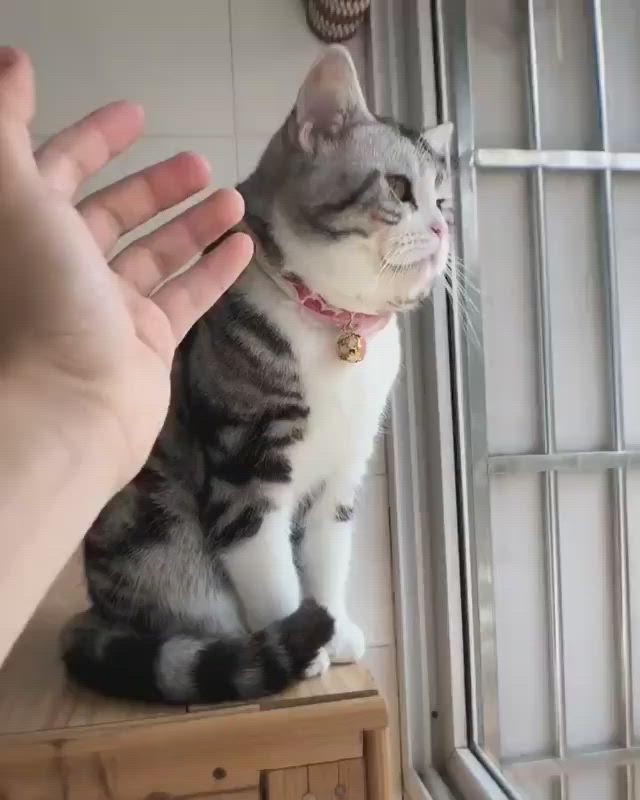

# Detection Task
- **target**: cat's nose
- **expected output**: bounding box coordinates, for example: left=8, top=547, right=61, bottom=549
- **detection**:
left=430, top=222, right=445, bottom=239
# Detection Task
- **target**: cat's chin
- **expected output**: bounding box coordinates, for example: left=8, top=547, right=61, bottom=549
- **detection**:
left=334, top=272, right=437, bottom=315
left=375, top=262, right=443, bottom=308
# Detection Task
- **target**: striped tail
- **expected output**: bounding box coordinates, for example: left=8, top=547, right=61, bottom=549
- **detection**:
left=62, top=600, right=333, bottom=704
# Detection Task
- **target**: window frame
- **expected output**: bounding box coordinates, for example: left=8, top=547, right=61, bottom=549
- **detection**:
left=369, top=1, right=640, bottom=798
left=366, top=2, right=518, bottom=798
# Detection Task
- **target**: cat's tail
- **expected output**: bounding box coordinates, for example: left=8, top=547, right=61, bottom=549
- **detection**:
left=61, top=600, right=333, bottom=704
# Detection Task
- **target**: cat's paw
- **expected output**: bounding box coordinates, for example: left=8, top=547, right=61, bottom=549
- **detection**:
left=304, top=646, right=331, bottom=679
left=327, top=618, right=366, bottom=664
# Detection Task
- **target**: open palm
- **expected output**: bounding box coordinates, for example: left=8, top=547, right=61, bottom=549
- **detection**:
left=0, top=49, right=253, bottom=488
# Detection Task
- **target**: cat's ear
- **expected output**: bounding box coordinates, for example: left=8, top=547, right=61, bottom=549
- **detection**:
left=293, top=45, right=372, bottom=153
left=420, top=122, right=454, bottom=156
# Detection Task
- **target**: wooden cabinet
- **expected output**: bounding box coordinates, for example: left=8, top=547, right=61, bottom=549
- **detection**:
left=267, top=759, right=366, bottom=800
left=0, top=560, right=391, bottom=800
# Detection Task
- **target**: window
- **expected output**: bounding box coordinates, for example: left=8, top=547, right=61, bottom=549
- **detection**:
left=368, top=1, right=640, bottom=798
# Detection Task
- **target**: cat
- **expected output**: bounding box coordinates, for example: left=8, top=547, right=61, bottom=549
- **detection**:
left=62, top=45, right=453, bottom=704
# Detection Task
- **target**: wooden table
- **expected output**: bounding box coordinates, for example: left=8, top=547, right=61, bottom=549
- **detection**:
left=0, top=557, right=392, bottom=800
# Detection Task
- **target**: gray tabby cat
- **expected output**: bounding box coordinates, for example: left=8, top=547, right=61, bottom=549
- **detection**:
left=62, top=46, right=453, bottom=703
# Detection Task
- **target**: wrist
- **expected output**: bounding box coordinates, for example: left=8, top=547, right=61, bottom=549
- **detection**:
left=0, top=377, right=124, bottom=663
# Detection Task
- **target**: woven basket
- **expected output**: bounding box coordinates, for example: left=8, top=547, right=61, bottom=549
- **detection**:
left=306, top=0, right=371, bottom=43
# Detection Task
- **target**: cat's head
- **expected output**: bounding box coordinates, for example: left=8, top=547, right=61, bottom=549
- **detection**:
left=240, top=45, right=453, bottom=315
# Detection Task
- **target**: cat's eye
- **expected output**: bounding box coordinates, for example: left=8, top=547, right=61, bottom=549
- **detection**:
left=436, top=198, right=445, bottom=210
left=386, top=174, right=414, bottom=205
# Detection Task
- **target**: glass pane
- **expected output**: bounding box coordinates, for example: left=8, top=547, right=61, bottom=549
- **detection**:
left=468, top=0, right=528, bottom=148
left=602, top=0, right=640, bottom=151
left=446, top=0, right=640, bottom=796
left=491, top=474, right=552, bottom=758
left=569, top=769, right=621, bottom=800
left=478, top=172, right=540, bottom=455
left=545, top=173, right=610, bottom=451
left=506, top=775, right=554, bottom=800
left=613, top=175, right=640, bottom=449
left=535, top=0, right=599, bottom=149
left=628, top=470, right=640, bottom=740
left=559, top=473, right=617, bottom=750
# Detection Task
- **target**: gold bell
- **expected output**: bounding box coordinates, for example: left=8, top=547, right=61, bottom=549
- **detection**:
left=336, top=329, right=366, bottom=363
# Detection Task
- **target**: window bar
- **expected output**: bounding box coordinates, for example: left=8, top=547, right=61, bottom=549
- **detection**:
left=524, top=4, right=568, bottom=800
left=590, top=3, right=634, bottom=798
left=489, top=450, right=640, bottom=475
left=474, top=149, right=640, bottom=172
left=446, top=0, right=502, bottom=763
left=504, top=744, right=640, bottom=780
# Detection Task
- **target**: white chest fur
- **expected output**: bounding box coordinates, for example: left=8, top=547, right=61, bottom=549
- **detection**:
left=240, top=268, right=401, bottom=493
left=291, top=319, right=399, bottom=492
left=221, top=267, right=400, bottom=650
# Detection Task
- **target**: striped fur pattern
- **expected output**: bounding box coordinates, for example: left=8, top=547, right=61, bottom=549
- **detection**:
left=63, top=46, right=453, bottom=704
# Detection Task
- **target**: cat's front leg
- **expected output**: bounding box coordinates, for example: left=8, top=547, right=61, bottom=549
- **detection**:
left=299, top=480, right=365, bottom=664
left=222, top=502, right=300, bottom=631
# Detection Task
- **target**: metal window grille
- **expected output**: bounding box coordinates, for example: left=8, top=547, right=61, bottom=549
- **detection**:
left=440, top=0, right=640, bottom=798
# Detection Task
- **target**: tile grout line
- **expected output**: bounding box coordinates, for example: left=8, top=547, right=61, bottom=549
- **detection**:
left=227, top=0, right=241, bottom=182
left=32, top=132, right=238, bottom=141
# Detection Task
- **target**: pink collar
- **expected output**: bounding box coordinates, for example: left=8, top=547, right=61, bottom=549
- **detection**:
left=282, top=272, right=391, bottom=337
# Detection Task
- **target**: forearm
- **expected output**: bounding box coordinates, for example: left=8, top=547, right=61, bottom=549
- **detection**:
left=0, top=390, right=117, bottom=665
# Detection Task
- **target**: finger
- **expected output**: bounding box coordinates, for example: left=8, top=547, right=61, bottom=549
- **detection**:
left=0, top=48, right=38, bottom=190
left=111, top=187, right=244, bottom=294
left=78, top=150, right=210, bottom=254
left=0, top=47, right=34, bottom=125
left=34, top=100, right=144, bottom=198
left=153, top=232, right=254, bottom=343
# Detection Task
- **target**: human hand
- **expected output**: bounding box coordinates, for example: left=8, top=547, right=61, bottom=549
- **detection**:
left=0, top=48, right=253, bottom=491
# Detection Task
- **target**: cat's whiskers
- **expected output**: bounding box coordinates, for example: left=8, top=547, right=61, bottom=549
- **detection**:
left=446, top=272, right=481, bottom=318
left=379, top=243, right=414, bottom=277
left=447, top=253, right=482, bottom=300
left=442, top=271, right=481, bottom=349
left=445, top=253, right=482, bottom=312
left=381, top=232, right=431, bottom=275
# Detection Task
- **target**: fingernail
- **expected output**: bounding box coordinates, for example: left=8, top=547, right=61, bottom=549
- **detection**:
left=129, top=101, right=145, bottom=121
left=0, top=47, right=18, bottom=69
left=180, top=150, right=211, bottom=181
left=185, top=150, right=210, bottom=169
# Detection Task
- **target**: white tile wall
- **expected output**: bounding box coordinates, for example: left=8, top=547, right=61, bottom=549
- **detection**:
left=12, top=0, right=399, bottom=771
left=14, top=0, right=235, bottom=137
left=237, top=135, right=271, bottom=180
left=350, top=476, right=394, bottom=647
left=230, top=0, right=325, bottom=137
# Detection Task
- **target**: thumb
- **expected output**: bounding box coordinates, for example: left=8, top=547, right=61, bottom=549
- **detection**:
left=0, top=48, right=39, bottom=191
